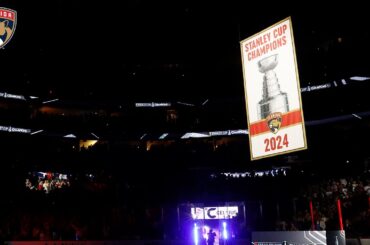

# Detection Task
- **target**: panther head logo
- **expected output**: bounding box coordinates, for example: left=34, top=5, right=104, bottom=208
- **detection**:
left=266, top=112, right=282, bottom=134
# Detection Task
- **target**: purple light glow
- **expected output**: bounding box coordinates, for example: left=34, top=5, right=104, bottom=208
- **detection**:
left=223, top=222, right=228, bottom=240
left=193, top=223, right=198, bottom=245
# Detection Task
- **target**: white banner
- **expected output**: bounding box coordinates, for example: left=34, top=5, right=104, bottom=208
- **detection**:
left=240, top=17, right=307, bottom=160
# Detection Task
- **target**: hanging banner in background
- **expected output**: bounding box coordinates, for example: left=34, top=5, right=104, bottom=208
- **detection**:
left=0, top=7, right=17, bottom=48
left=240, top=17, right=307, bottom=160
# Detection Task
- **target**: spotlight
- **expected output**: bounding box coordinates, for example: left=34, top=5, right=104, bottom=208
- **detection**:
left=193, top=223, right=198, bottom=245
left=223, top=222, right=228, bottom=240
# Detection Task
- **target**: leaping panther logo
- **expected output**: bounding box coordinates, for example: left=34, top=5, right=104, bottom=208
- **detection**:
left=0, top=7, right=17, bottom=49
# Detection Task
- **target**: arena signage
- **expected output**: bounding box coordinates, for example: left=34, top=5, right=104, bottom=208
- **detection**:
left=191, top=206, right=239, bottom=220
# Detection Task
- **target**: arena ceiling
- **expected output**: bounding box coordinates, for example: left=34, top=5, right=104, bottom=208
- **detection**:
left=0, top=1, right=370, bottom=168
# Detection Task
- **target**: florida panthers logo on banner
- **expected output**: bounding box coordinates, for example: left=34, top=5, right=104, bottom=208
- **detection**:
left=0, top=7, right=17, bottom=49
left=266, top=112, right=282, bottom=134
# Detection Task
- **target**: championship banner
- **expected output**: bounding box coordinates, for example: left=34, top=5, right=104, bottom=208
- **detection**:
left=240, top=17, right=307, bottom=160
left=0, top=7, right=17, bottom=48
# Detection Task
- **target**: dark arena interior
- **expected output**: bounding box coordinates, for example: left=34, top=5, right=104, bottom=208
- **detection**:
left=0, top=1, right=369, bottom=244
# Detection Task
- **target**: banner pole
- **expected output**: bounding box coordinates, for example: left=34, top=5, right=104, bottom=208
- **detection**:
left=337, top=199, right=344, bottom=230
left=309, top=200, right=315, bottom=230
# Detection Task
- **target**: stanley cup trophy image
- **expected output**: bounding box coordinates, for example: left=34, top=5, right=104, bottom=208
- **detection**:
left=257, top=54, right=289, bottom=120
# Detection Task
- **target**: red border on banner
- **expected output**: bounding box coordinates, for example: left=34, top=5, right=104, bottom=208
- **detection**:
left=249, top=110, right=302, bottom=136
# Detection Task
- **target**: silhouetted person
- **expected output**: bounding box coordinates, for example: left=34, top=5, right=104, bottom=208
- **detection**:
left=207, top=228, right=216, bottom=245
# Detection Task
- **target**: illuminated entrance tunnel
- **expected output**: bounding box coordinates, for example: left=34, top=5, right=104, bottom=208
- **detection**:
left=178, top=202, right=246, bottom=245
